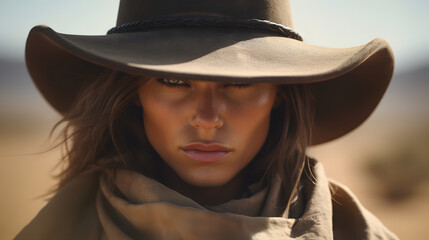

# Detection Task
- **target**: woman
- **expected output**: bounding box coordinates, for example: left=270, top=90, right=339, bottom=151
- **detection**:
left=17, top=0, right=398, bottom=239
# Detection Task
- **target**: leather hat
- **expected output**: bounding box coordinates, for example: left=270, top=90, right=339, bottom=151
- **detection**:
left=25, top=0, right=394, bottom=145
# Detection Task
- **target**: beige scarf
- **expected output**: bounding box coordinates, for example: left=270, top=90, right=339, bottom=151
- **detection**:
left=16, top=160, right=398, bottom=240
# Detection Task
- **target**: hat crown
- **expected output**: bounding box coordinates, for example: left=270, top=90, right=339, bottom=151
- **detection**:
left=116, top=0, right=294, bottom=28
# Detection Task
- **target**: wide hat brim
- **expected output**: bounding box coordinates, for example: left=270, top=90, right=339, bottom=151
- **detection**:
left=26, top=25, right=394, bottom=145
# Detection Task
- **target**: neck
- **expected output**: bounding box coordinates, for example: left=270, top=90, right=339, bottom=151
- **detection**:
left=161, top=165, right=247, bottom=206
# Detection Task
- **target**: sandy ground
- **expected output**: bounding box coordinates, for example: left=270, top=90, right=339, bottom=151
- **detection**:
left=308, top=118, right=429, bottom=240
left=1, top=112, right=428, bottom=239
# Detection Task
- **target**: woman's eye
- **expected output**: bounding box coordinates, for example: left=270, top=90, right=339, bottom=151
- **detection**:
left=157, top=78, right=188, bottom=88
left=224, top=83, right=254, bottom=89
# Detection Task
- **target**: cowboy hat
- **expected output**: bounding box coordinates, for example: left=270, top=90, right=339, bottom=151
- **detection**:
left=25, top=0, right=394, bottom=145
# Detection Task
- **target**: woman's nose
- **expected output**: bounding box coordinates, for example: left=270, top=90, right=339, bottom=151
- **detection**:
left=190, top=90, right=224, bottom=130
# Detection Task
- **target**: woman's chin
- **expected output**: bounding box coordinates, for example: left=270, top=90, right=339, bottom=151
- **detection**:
left=178, top=171, right=234, bottom=188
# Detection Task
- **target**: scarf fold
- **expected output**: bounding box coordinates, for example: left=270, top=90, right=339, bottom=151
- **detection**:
left=15, top=160, right=398, bottom=240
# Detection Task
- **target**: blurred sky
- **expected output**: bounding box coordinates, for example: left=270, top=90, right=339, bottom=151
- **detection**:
left=1, top=0, right=429, bottom=71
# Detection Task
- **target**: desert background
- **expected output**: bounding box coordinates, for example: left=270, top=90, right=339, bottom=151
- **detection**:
left=1, top=0, right=428, bottom=239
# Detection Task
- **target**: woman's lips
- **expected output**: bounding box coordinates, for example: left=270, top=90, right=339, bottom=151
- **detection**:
left=180, top=143, right=232, bottom=163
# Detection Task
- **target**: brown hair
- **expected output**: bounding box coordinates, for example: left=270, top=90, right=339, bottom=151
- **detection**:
left=53, top=69, right=314, bottom=205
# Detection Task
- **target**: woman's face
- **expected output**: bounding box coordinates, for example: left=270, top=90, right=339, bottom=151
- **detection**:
left=138, top=78, right=277, bottom=187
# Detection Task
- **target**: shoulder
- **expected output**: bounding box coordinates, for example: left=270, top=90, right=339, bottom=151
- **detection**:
left=15, top=172, right=101, bottom=240
left=329, top=179, right=399, bottom=240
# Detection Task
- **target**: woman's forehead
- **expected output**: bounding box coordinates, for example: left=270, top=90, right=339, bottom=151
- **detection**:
left=142, top=76, right=280, bottom=84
